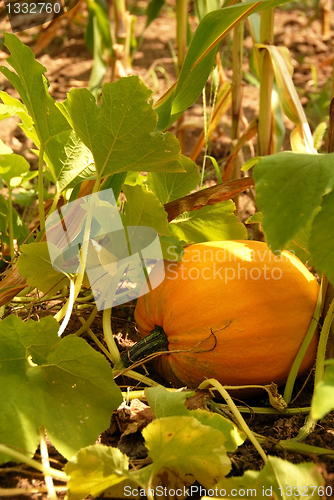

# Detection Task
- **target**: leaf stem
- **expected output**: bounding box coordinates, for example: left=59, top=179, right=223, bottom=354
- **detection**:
left=54, top=188, right=97, bottom=326
left=38, top=144, right=45, bottom=233
left=283, top=281, right=323, bottom=404
left=80, top=318, right=115, bottom=362
left=116, top=368, right=159, bottom=387
left=255, top=433, right=334, bottom=459
left=103, top=307, right=121, bottom=365
left=47, top=191, right=61, bottom=217
left=39, top=426, right=57, bottom=500
left=7, top=184, right=15, bottom=261
left=314, top=297, right=334, bottom=385
left=215, top=403, right=311, bottom=415
left=0, top=445, right=68, bottom=481
left=291, top=298, right=334, bottom=442
left=56, top=277, right=75, bottom=335
left=199, top=379, right=268, bottom=463
left=74, top=306, right=98, bottom=336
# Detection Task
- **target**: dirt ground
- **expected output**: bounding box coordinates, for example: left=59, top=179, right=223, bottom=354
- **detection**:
left=1, top=1, right=334, bottom=499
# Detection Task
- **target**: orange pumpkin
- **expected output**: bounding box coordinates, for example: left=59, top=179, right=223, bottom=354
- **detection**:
left=132, top=240, right=319, bottom=390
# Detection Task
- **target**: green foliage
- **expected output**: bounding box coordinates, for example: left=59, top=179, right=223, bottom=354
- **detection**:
left=0, top=193, right=30, bottom=247
left=0, top=315, right=122, bottom=463
left=154, top=0, right=291, bottom=130
left=143, top=416, right=231, bottom=488
left=253, top=151, right=334, bottom=282
left=65, top=445, right=136, bottom=500
left=0, top=152, right=29, bottom=187
left=309, top=189, right=334, bottom=282
left=145, top=385, right=246, bottom=452
left=122, top=184, right=170, bottom=236
left=147, top=156, right=200, bottom=204
left=85, top=0, right=113, bottom=96
left=65, top=387, right=245, bottom=499
left=169, top=200, right=247, bottom=242
left=216, top=456, right=324, bottom=499
left=311, top=360, right=334, bottom=420
left=0, top=1, right=333, bottom=494
left=57, top=76, right=187, bottom=179
left=17, top=242, right=70, bottom=293
left=0, top=34, right=73, bottom=183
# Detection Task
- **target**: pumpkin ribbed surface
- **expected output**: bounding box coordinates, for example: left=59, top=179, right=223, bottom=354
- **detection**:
left=134, top=240, right=319, bottom=389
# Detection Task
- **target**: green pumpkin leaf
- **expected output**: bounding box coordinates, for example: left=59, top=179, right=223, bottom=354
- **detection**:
left=100, top=172, right=128, bottom=200
left=253, top=152, right=334, bottom=252
left=17, top=242, right=70, bottom=293
left=245, top=212, right=263, bottom=224
left=191, top=409, right=245, bottom=452
left=0, top=153, right=30, bottom=187
left=122, top=184, right=171, bottom=236
left=45, top=130, right=95, bottom=192
left=309, top=190, right=334, bottom=285
left=169, top=200, right=247, bottom=242
left=147, top=155, right=200, bottom=204
left=57, top=76, right=186, bottom=179
left=159, top=235, right=185, bottom=261
left=284, top=209, right=320, bottom=265
left=145, top=386, right=193, bottom=418
left=216, top=456, right=324, bottom=499
left=0, top=316, right=122, bottom=463
left=0, top=36, right=93, bottom=193
left=1, top=34, right=71, bottom=146
left=311, top=361, right=334, bottom=420
left=0, top=103, right=23, bottom=123
left=1, top=34, right=68, bottom=144
left=0, top=138, right=13, bottom=155
left=0, top=92, right=38, bottom=146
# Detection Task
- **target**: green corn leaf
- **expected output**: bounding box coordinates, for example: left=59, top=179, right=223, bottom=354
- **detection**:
left=154, top=0, right=292, bottom=130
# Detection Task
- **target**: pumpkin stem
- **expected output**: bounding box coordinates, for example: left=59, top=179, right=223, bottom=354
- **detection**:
left=121, top=326, right=169, bottom=368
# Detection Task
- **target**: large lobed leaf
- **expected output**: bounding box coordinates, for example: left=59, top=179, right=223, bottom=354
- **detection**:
left=0, top=315, right=122, bottom=463
left=143, top=415, right=231, bottom=489
left=57, top=76, right=187, bottom=179
left=0, top=36, right=90, bottom=192
left=253, top=151, right=334, bottom=283
left=65, top=386, right=245, bottom=499
left=145, top=385, right=245, bottom=452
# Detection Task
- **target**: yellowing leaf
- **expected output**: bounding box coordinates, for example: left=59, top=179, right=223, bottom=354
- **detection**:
left=143, top=416, right=231, bottom=489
